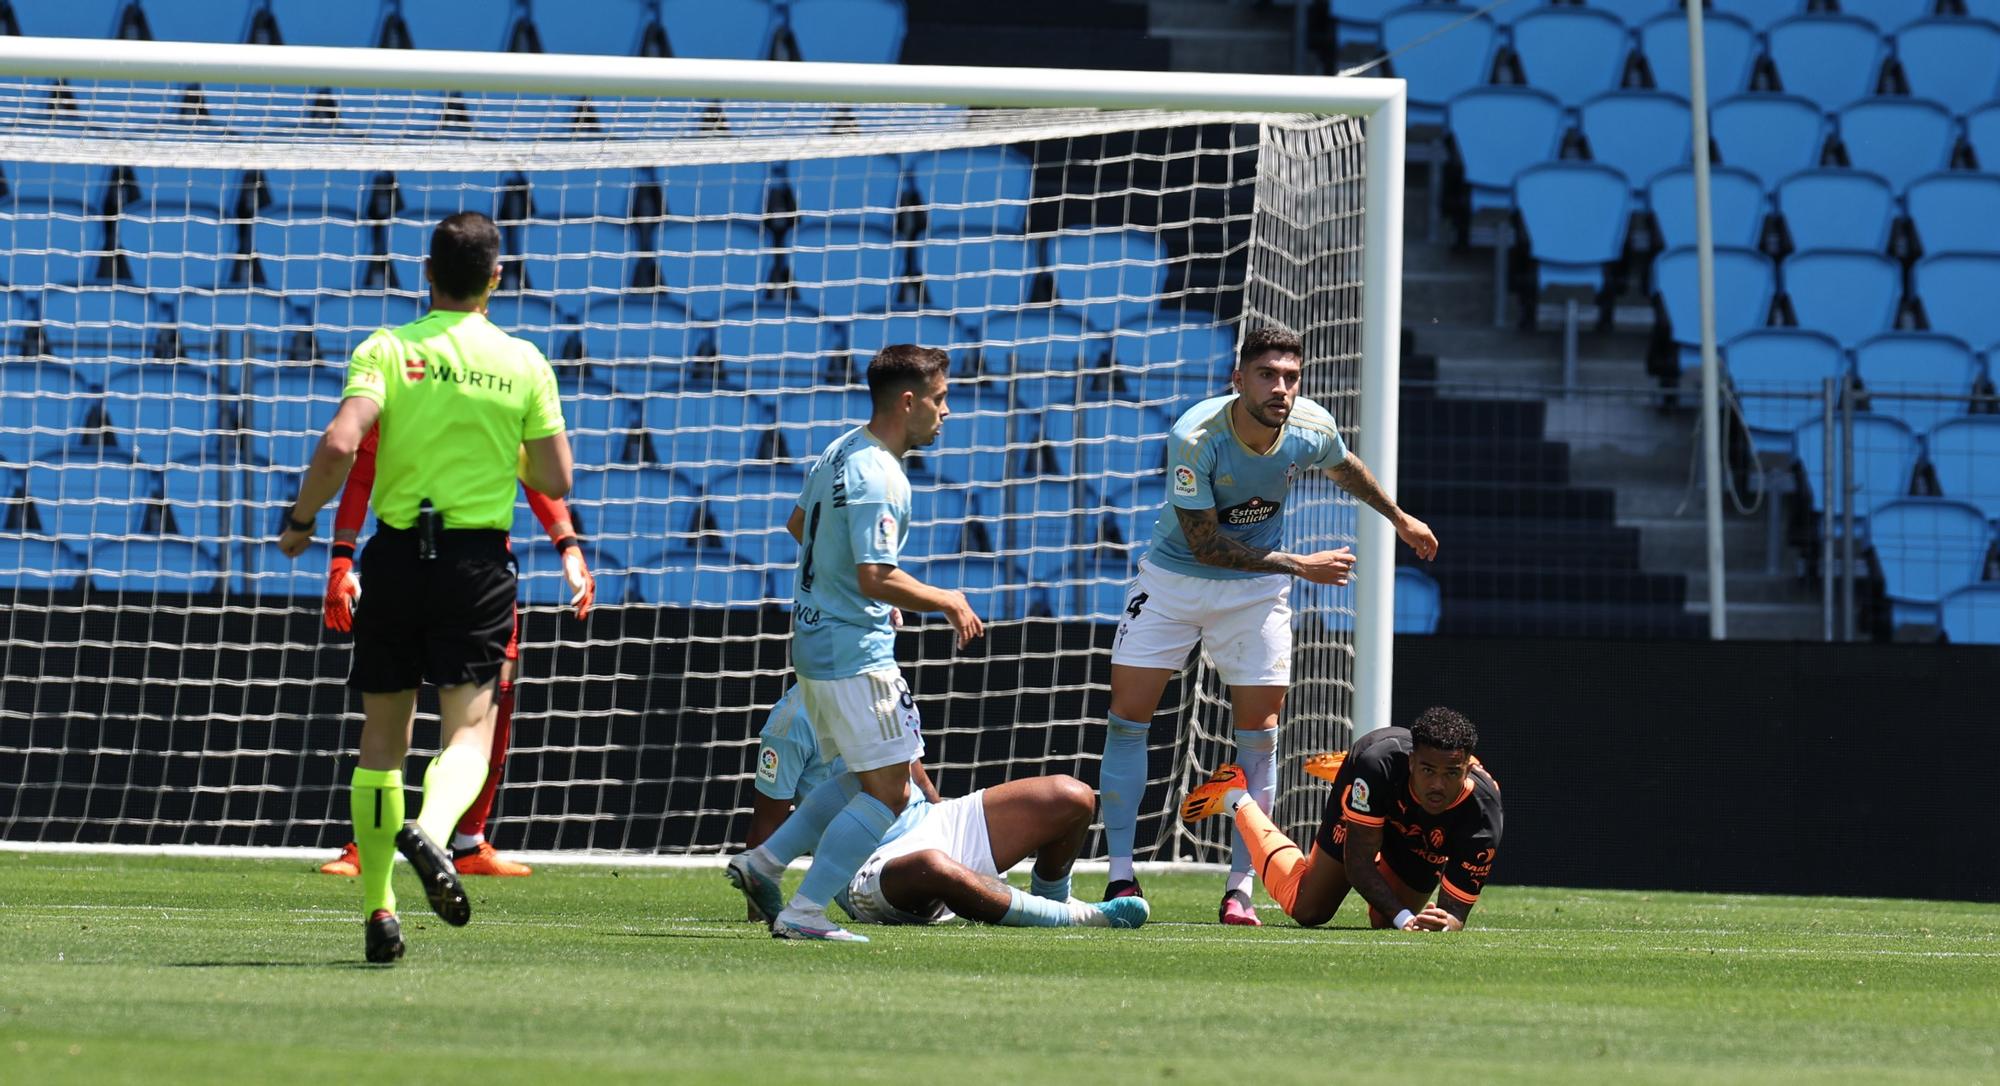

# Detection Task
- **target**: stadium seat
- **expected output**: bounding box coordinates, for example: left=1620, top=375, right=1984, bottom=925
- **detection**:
left=569, top=464, right=702, bottom=541
left=1515, top=162, right=1631, bottom=296
left=1965, top=102, right=2000, bottom=171
left=1326, top=0, right=1405, bottom=44
left=524, top=168, right=647, bottom=221
left=645, top=393, right=776, bottom=468
left=1836, top=0, right=1935, bottom=33
left=1075, top=403, right=1172, bottom=482
left=1109, top=319, right=1236, bottom=405
left=1869, top=498, right=1993, bottom=627
left=1649, top=165, right=1766, bottom=250
left=1794, top=413, right=1920, bottom=517
left=530, top=0, right=658, bottom=55
left=1725, top=329, right=1848, bottom=454
left=904, top=484, right=973, bottom=560
left=1926, top=417, right=2000, bottom=523
left=1381, top=4, right=1500, bottom=126
left=515, top=219, right=639, bottom=296
left=906, top=554, right=1023, bottom=620
left=491, top=293, right=587, bottom=361
left=786, top=155, right=905, bottom=235
left=172, top=292, right=304, bottom=361
left=577, top=291, right=699, bottom=368
left=906, top=146, right=1034, bottom=237
left=1068, top=549, right=1141, bottom=621
left=1853, top=332, right=1980, bottom=435
left=117, top=216, right=245, bottom=293
left=1094, top=474, right=1167, bottom=554
left=717, top=315, right=842, bottom=392
left=391, top=0, right=523, bottom=50
left=3, top=162, right=105, bottom=215
left=261, top=0, right=384, bottom=46
left=134, top=0, right=255, bottom=43
left=1915, top=253, right=2000, bottom=349
left=1893, top=19, right=2000, bottom=118
left=1640, top=12, right=1757, bottom=101
left=1940, top=582, right=2000, bottom=644
left=656, top=220, right=774, bottom=321
left=1654, top=246, right=1776, bottom=376
left=87, top=538, right=222, bottom=594
left=1711, top=0, right=1803, bottom=32
left=1579, top=91, right=1691, bottom=195
left=787, top=0, right=907, bottom=64
left=774, top=388, right=873, bottom=462
left=250, top=217, right=379, bottom=294
left=919, top=404, right=1019, bottom=485
left=1772, top=171, right=1898, bottom=263
left=1051, top=229, right=1170, bottom=331
left=626, top=548, right=771, bottom=607
left=1710, top=94, right=1827, bottom=191
left=1905, top=172, right=2000, bottom=258
left=1448, top=87, right=1566, bottom=216
left=662, top=162, right=773, bottom=223
left=1767, top=16, right=1887, bottom=113
left=1511, top=8, right=1631, bottom=110
left=100, top=366, right=227, bottom=464
left=1395, top=565, right=1442, bottom=634
left=157, top=463, right=233, bottom=543
left=978, top=307, right=1100, bottom=378
left=998, top=479, right=1089, bottom=582
left=658, top=0, right=779, bottom=59
left=915, top=235, right=1040, bottom=315
left=701, top=462, right=807, bottom=570
left=14, top=0, right=144, bottom=38
left=845, top=312, right=979, bottom=376
left=786, top=222, right=902, bottom=319
left=300, top=294, right=424, bottom=359
left=1838, top=98, right=1956, bottom=195
left=25, top=463, right=158, bottom=541
left=1584, top=0, right=1675, bottom=28
left=330, top=87, right=450, bottom=135
left=0, top=362, right=93, bottom=466
left=35, top=288, right=157, bottom=360
left=565, top=392, right=644, bottom=466
left=0, top=536, right=82, bottom=593
left=1782, top=249, right=1902, bottom=351
left=241, top=363, right=346, bottom=464
left=0, top=214, right=106, bottom=290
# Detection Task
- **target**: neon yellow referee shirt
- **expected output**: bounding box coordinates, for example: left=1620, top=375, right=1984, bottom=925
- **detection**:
left=341, top=310, right=566, bottom=531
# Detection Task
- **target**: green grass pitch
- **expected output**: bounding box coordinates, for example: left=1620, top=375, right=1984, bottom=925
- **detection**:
left=2, top=852, right=1996, bottom=1084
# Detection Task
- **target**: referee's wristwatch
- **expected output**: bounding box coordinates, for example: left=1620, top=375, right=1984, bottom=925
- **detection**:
left=285, top=510, right=315, bottom=534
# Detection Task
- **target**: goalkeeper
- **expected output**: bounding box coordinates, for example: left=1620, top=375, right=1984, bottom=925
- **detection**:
left=276, top=211, right=572, bottom=963
left=317, top=425, right=595, bottom=881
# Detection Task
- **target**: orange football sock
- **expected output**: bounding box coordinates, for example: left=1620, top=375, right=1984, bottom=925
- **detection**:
left=1233, top=799, right=1312, bottom=916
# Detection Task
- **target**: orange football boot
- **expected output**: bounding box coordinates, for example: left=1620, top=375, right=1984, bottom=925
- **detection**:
left=453, top=841, right=533, bottom=877
left=319, top=841, right=359, bottom=877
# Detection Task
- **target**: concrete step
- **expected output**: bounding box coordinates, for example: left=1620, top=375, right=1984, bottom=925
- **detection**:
left=1685, top=598, right=1830, bottom=641
left=1686, top=570, right=1823, bottom=607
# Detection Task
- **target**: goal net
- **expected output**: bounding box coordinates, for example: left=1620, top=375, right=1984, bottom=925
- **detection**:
left=0, top=40, right=1403, bottom=861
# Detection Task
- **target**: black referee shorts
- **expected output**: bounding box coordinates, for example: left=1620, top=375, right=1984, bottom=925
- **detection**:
left=350, top=525, right=515, bottom=694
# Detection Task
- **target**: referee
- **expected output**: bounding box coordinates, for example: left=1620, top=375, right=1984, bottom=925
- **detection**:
left=276, top=211, right=572, bottom=963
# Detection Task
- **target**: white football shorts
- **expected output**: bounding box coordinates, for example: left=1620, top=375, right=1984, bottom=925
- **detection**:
left=1109, top=558, right=1292, bottom=687
left=842, top=790, right=995, bottom=926
left=795, top=668, right=922, bottom=775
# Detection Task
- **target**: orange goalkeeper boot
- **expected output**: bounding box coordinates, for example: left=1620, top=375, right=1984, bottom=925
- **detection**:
left=319, top=841, right=360, bottom=877
left=453, top=841, right=533, bottom=877
left=1180, top=764, right=1248, bottom=822
left=1302, top=752, right=1348, bottom=783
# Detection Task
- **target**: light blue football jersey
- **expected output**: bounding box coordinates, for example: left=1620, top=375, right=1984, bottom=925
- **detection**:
left=1144, top=393, right=1349, bottom=581
left=791, top=426, right=912, bottom=680
left=753, top=683, right=932, bottom=827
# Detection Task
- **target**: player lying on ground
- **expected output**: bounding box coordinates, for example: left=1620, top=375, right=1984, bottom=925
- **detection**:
left=740, top=682, right=944, bottom=920
left=836, top=774, right=1149, bottom=930
left=1181, top=707, right=1501, bottom=931
left=319, top=429, right=595, bottom=879
left=1097, top=324, right=1438, bottom=926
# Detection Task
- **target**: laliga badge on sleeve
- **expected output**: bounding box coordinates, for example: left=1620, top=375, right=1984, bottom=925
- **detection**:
left=1350, top=778, right=1370, bottom=812
left=1173, top=465, right=1198, bottom=497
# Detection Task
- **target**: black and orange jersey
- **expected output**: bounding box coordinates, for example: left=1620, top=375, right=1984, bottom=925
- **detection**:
left=1311, top=726, right=1503, bottom=908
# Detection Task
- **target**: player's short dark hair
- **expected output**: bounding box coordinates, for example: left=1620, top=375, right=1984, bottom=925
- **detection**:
left=866, top=344, right=951, bottom=410
left=1409, top=706, right=1478, bottom=756
left=429, top=211, right=501, bottom=300
left=1237, top=325, right=1304, bottom=369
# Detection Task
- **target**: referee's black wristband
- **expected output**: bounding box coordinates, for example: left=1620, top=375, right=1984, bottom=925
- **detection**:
left=331, top=542, right=357, bottom=561
left=553, top=536, right=580, bottom=553
left=286, top=511, right=315, bottom=533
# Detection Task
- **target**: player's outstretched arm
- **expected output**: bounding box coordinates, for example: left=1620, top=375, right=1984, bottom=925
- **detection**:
left=1174, top=505, right=1354, bottom=585
left=854, top=563, right=984, bottom=648
left=1325, top=451, right=1438, bottom=560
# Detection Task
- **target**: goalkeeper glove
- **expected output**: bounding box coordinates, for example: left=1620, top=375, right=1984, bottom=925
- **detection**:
left=324, top=546, right=360, bottom=632
left=560, top=541, right=595, bottom=620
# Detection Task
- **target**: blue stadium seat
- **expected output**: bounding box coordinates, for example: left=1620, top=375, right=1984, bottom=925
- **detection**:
left=701, top=462, right=807, bottom=571
left=391, top=0, right=522, bottom=50
left=1869, top=498, right=1993, bottom=627
left=157, top=463, right=233, bottom=543
left=1895, top=19, right=2000, bottom=117
left=241, top=364, right=344, bottom=468
left=1584, top=0, right=1674, bottom=27
left=1775, top=169, right=1894, bottom=255
left=1051, top=229, right=1170, bottom=331
left=15, top=0, right=142, bottom=38
left=1515, top=162, right=1631, bottom=295
left=1854, top=332, right=1980, bottom=435
left=1076, top=403, right=1172, bottom=482
left=118, top=216, right=244, bottom=292
left=1093, top=474, right=1167, bottom=555
left=786, top=222, right=901, bottom=319
left=916, top=235, right=1039, bottom=314
left=645, top=393, right=775, bottom=468
left=0, top=362, right=94, bottom=466
left=1940, top=582, right=2000, bottom=644
left=1511, top=8, right=1631, bottom=110
left=845, top=312, right=979, bottom=376
left=1649, top=165, right=1766, bottom=250
left=1068, top=549, right=1141, bottom=621
left=530, top=0, right=657, bottom=55
left=1448, top=87, right=1566, bottom=216
left=1711, top=94, right=1827, bottom=191
left=87, top=538, right=222, bottom=594
left=1916, top=253, right=2000, bottom=348
left=1905, top=172, right=2000, bottom=258
left=1109, top=319, right=1235, bottom=406
left=127, top=166, right=240, bottom=218
left=977, top=307, right=1100, bottom=377
left=0, top=214, right=105, bottom=290
left=1655, top=246, right=1775, bottom=376
left=906, top=146, right=1033, bottom=237
left=1966, top=102, right=2000, bottom=170
left=787, top=0, right=906, bottom=63
left=525, top=168, right=646, bottom=220
left=1794, top=413, right=1920, bottom=516
left=1579, top=91, right=1691, bottom=194
left=491, top=293, right=586, bottom=361
left=4, top=162, right=104, bottom=215
left=659, top=0, right=778, bottom=59
left=1326, top=0, right=1406, bottom=45
left=774, top=388, right=872, bottom=462
left=1927, top=416, right=2000, bottom=523
left=25, top=463, right=158, bottom=541
left=513, top=536, right=626, bottom=609
left=915, top=404, right=1017, bottom=486
left=1395, top=565, right=1442, bottom=634
left=1641, top=12, right=1756, bottom=101
left=250, top=217, right=378, bottom=294
left=329, top=87, right=451, bottom=135
left=516, top=219, right=638, bottom=296
left=0, top=537, right=83, bottom=593
left=625, top=546, right=772, bottom=607
left=1725, top=329, right=1848, bottom=454
left=997, top=479, right=1087, bottom=582
left=35, top=288, right=157, bottom=360
left=390, top=170, right=517, bottom=224
left=1836, top=0, right=1935, bottom=33
left=1783, top=249, right=1902, bottom=350
left=1838, top=98, right=1955, bottom=194
left=1711, top=0, right=1803, bottom=33
left=136, top=0, right=254, bottom=43
left=657, top=220, right=774, bottom=321
left=100, top=365, right=226, bottom=464
left=663, top=163, right=773, bottom=223
left=262, top=0, right=384, bottom=46
left=1767, top=15, right=1887, bottom=113
left=569, top=464, right=702, bottom=541
left=578, top=294, right=700, bottom=371
left=1382, top=5, right=1499, bottom=127
left=171, top=292, right=302, bottom=361
left=787, top=155, right=905, bottom=235
left=896, top=483, right=969, bottom=560
left=718, top=315, right=841, bottom=392
left=300, top=294, right=424, bottom=359
left=564, top=393, right=644, bottom=466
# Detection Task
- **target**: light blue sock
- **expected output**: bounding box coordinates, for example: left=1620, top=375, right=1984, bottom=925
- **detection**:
left=760, top=772, right=860, bottom=865
left=794, top=792, right=898, bottom=908
left=1000, top=886, right=1077, bottom=927
left=1229, top=728, right=1281, bottom=882
left=1100, top=714, right=1150, bottom=876
left=1030, top=870, right=1072, bottom=902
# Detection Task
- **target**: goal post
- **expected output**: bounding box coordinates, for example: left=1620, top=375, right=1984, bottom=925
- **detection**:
left=0, top=35, right=1404, bottom=861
